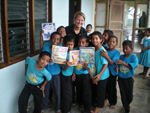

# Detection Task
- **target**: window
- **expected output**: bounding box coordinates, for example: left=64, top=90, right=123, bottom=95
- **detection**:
left=34, top=0, right=48, bottom=50
left=0, top=0, right=3, bottom=63
left=0, top=0, right=52, bottom=68
left=7, top=0, right=30, bottom=58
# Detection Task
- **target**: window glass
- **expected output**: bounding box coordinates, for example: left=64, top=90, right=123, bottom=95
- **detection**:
left=34, top=0, right=48, bottom=50
left=7, top=0, right=30, bottom=58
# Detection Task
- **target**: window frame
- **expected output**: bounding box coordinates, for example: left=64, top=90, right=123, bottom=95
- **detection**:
left=0, top=0, right=52, bottom=68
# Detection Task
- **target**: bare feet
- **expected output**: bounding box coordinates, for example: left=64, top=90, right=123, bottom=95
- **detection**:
left=93, top=107, right=101, bottom=113
left=104, top=99, right=107, bottom=107
left=109, top=105, right=116, bottom=109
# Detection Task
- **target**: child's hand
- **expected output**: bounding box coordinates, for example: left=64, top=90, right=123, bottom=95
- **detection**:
left=92, top=78, right=98, bottom=85
left=116, top=60, right=123, bottom=65
left=100, top=50, right=108, bottom=58
left=116, top=66, right=119, bottom=73
left=83, top=63, right=88, bottom=70
left=67, top=61, right=73, bottom=66
left=72, top=73, right=76, bottom=81
left=40, top=85, right=45, bottom=97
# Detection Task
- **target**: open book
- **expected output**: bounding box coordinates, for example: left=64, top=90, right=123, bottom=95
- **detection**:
left=52, top=45, right=68, bottom=64
left=42, top=23, right=56, bottom=41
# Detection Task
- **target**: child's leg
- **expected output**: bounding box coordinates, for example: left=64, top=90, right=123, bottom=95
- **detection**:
left=76, top=75, right=82, bottom=106
left=32, top=85, right=43, bottom=113
left=118, top=77, right=134, bottom=113
left=94, top=79, right=107, bottom=113
left=145, top=67, right=150, bottom=77
left=53, top=75, right=61, bottom=112
left=72, top=80, right=76, bottom=105
left=18, top=84, right=31, bottom=113
left=107, top=74, right=117, bottom=108
left=61, top=75, right=72, bottom=113
left=41, top=81, right=51, bottom=110
left=82, top=74, right=92, bottom=113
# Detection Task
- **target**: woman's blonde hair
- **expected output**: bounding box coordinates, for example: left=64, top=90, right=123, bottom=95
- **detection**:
left=73, top=11, right=85, bottom=22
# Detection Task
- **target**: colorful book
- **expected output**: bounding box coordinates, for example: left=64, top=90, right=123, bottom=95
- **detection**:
left=42, top=23, right=56, bottom=41
left=69, top=50, right=79, bottom=66
left=79, top=47, right=95, bottom=64
left=52, top=45, right=68, bottom=64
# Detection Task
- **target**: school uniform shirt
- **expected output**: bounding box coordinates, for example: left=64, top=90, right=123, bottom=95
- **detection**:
left=107, top=49, right=120, bottom=76
left=25, top=57, right=52, bottom=85
left=42, top=43, right=61, bottom=76
left=95, top=46, right=110, bottom=80
left=62, top=52, right=74, bottom=76
left=118, top=54, right=138, bottom=78
left=75, top=63, right=91, bottom=75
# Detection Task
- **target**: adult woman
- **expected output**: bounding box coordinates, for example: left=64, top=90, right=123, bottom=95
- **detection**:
left=65, top=11, right=87, bottom=47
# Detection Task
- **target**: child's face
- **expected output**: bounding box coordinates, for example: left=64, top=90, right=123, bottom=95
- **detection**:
left=74, top=15, right=85, bottom=28
left=108, top=37, right=117, bottom=50
left=38, top=55, right=50, bottom=68
left=51, top=34, right=61, bottom=45
left=86, top=26, right=92, bottom=33
left=78, top=38, right=87, bottom=47
left=123, top=45, right=132, bottom=56
left=66, top=41, right=74, bottom=51
left=58, top=28, right=66, bottom=38
left=92, top=35, right=102, bottom=47
left=146, top=31, right=150, bottom=36
left=102, top=32, right=109, bottom=41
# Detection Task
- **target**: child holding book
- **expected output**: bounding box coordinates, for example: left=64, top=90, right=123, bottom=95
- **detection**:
left=61, top=35, right=75, bottom=113
left=41, top=32, right=62, bottom=113
left=139, top=28, right=150, bottom=78
left=91, top=31, right=110, bottom=113
left=18, top=51, right=52, bottom=113
left=116, top=40, right=138, bottom=113
left=75, top=36, right=94, bottom=113
left=101, top=35, right=120, bottom=109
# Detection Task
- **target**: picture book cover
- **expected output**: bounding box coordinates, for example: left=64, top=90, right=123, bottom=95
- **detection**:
left=69, top=50, right=79, bottom=66
left=79, top=47, right=95, bottom=64
left=52, top=45, right=68, bottom=64
left=42, top=23, right=56, bottom=41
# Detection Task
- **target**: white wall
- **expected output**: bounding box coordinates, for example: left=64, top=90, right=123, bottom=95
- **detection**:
left=52, top=0, right=69, bottom=28
left=0, top=61, right=26, bottom=113
left=81, top=0, right=95, bottom=29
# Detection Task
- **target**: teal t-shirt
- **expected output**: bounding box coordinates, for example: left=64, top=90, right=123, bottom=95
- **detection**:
left=62, top=52, right=74, bottom=76
left=107, top=49, right=120, bottom=76
left=75, top=63, right=91, bottom=75
left=25, top=57, right=52, bottom=85
left=95, top=46, right=109, bottom=80
left=118, top=54, right=138, bottom=78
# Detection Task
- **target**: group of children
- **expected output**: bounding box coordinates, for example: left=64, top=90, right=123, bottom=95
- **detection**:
left=18, top=25, right=150, bottom=113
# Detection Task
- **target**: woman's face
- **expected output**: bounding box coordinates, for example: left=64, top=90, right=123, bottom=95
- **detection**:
left=74, top=15, right=85, bottom=28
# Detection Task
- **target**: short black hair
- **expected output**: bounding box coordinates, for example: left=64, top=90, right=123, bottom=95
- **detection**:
left=91, top=31, right=102, bottom=39
left=39, top=51, right=51, bottom=59
left=63, top=34, right=75, bottom=46
left=108, top=35, right=118, bottom=43
left=146, top=28, right=150, bottom=33
left=86, top=24, right=92, bottom=29
left=50, top=31, right=61, bottom=40
left=79, top=35, right=88, bottom=42
left=57, top=26, right=65, bottom=32
left=122, top=40, right=133, bottom=49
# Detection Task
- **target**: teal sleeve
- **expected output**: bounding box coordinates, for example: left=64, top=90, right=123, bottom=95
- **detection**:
left=25, top=57, right=32, bottom=64
left=129, top=54, right=138, bottom=69
left=44, top=69, right=52, bottom=81
left=112, top=51, right=120, bottom=63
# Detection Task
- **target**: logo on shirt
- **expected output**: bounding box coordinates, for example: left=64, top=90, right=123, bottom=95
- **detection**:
left=28, top=73, right=38, bottom=83
left=76, top=64, right=83, bottom=70
left=120, top=65, right=129, bottom=74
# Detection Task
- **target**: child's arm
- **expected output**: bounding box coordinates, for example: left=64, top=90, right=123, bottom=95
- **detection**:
left=72, top=72, right=76, bottom=81
left=40, top=30, right=44, bottom=49
left=62, top=61, right=73, bottom=70
left=94, top=64, right=108, bottom=82
left=25, top=64, right=28, bottom=76
left=83, top=63, right=94, bottom=79
left=100, top=51, right=114, bottom=65
left=116, top=59, right=132, bottom=69
left=40, top=80, right=48, bottom=97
